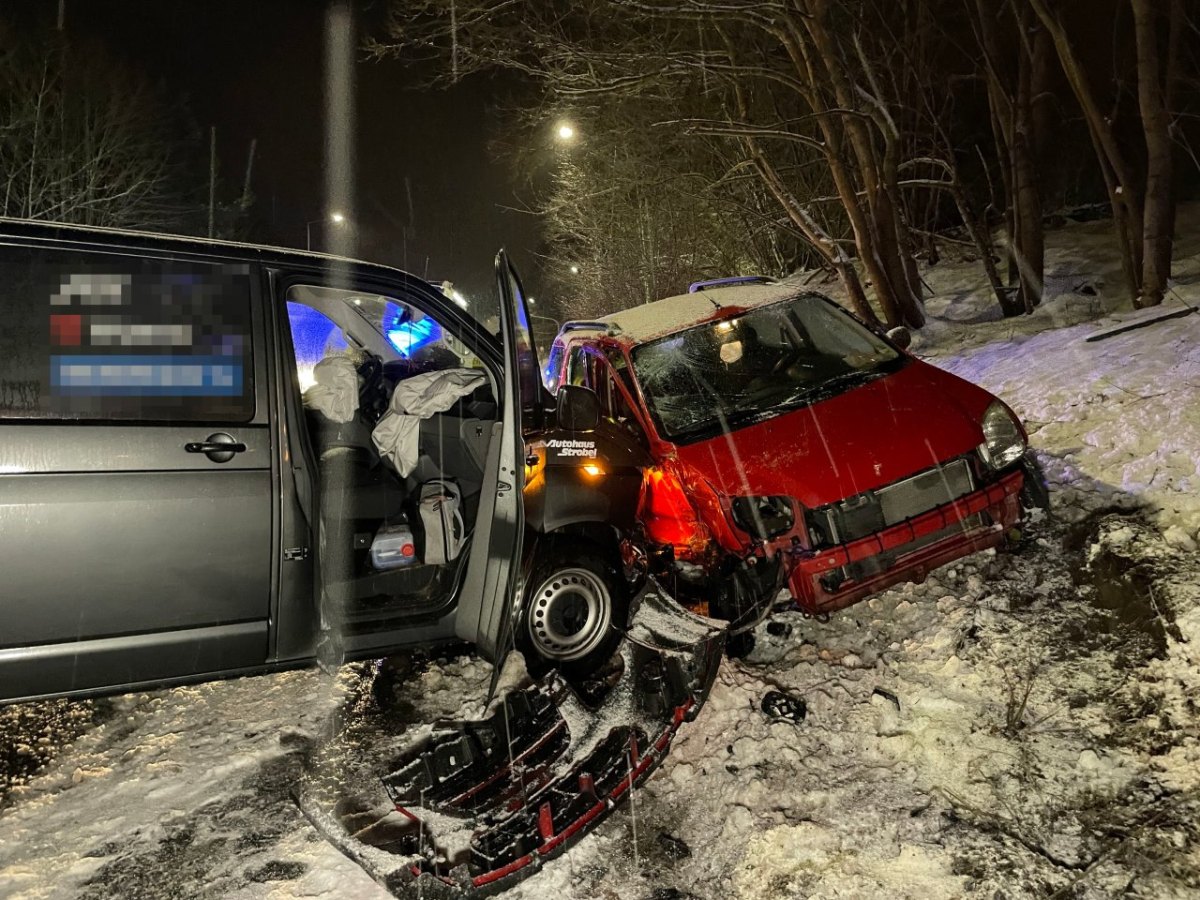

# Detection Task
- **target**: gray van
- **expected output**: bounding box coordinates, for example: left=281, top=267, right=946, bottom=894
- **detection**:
left=0, top=221, right=650, bottom=704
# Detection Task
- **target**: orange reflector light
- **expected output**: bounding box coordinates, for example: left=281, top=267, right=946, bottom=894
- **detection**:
left=582, top=462, right=605, bottom=478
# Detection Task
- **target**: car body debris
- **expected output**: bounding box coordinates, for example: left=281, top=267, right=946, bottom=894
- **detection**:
left=296, top=585, right=725, bottom=897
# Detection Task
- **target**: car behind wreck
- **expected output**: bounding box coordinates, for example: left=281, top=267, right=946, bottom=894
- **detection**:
left=545, top=277, right=1049, bottom=627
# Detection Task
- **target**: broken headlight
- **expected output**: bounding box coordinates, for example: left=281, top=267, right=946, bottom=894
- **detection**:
left=978, top=400, right=1026, bottom=470
left=731, top=495, right=795, bottom=540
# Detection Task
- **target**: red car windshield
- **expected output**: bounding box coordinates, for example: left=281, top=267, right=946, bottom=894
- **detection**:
left=631, top=294, right=904, bottom=442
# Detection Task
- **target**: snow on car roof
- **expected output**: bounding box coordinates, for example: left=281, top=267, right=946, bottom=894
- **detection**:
left=583, top=282, right=813, bottom=345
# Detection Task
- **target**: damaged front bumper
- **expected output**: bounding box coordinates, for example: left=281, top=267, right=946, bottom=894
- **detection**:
left=786, top=467, right=1027, bottom=615
left=298, top=582, right=725, bottom=897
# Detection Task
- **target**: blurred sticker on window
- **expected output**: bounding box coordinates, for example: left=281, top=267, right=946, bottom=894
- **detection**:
left=0, top=249, right=254, bottom=422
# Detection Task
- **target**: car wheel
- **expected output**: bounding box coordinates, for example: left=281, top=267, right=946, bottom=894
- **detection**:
left=520, top=540, right=628, bottom=680
left=1019, top=454, right=1052, bottom=512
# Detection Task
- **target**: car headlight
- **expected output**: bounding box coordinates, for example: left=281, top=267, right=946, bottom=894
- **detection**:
left=731, top=495, right=795, bottom=539
left=979, top=401, right=1026, bottom=470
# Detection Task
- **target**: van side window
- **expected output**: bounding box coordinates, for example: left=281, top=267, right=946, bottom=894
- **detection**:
left=0, top=247, right=255, bottom=422
left=284, top=286, right=479, bottom=384
left=287, top=301, right=347, bottom=392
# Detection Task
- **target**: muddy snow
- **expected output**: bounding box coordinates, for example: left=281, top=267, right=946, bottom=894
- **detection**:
left=2, top=211, right=1198, bottom=899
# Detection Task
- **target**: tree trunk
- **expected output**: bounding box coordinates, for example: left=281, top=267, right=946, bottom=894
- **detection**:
left=1011, top=14, right=1045, bottom=313
left=988, top=97, right=1021, bottom=295
left=873, top=186, right=926, bottom=326
left=797, top=0, right=924, bottom=328
left=722, top=38, right=881, bottom=325
left=771, top=20, right=900, bottom=325
left=1131, top=0, right=1177, bottom=307
left=972, top=0, right=1036, bottom=317
left=749, top=138, right=879, bottom=325
left=1028, top=0, right=1144, bottom=302
left=950, top=175, right=1010, bottom=312
left=831, top=258, right=874, bottom=324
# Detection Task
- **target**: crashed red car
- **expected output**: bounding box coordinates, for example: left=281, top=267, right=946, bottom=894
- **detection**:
left=545, top=276, right=1049, bottom=629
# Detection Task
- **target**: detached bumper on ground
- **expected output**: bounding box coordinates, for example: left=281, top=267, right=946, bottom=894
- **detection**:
left=787, top=469, right=1026, bottom=614
left=298, top=584, right=726, bottom=898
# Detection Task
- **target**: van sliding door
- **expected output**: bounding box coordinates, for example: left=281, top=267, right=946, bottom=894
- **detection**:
left=0, top=246, right=271, bottom=702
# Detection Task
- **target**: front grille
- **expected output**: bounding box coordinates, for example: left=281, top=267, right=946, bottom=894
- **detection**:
left=809, top=458, right=975, bottom=546
left=878, top=459, right=974, bottom=525
left=832, top=512, right=984, bottom=588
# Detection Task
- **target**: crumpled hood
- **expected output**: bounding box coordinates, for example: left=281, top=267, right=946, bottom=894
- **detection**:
left=672, top=359, right=997, bottom=509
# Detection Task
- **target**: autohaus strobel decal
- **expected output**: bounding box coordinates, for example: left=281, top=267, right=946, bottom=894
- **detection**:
left=546, top=438, right=597, bottom=457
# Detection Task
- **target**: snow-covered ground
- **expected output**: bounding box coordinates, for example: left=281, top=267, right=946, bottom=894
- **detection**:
left=2, top=210, right=1198, bottom=899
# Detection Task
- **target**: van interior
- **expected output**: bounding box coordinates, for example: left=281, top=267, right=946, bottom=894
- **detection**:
left=284, top=285, right=498, bottom=628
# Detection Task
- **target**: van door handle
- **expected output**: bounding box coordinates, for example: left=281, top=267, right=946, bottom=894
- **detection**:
left=185, top=433, right=247, bottom=463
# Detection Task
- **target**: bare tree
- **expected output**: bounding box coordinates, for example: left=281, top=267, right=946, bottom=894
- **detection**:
left=0, top=30, right=198, bottom=231
left=509, top=94, right=813, bottom=320
left=375, top=0, right=1198, bottom=322
left=372, top=0, right=940, bottom=327
left=1026, top=0, right=1186, bottom=307
left=967, top=0, right=1050, bottom=315
left=1131, top=0, right=1184, bottom=307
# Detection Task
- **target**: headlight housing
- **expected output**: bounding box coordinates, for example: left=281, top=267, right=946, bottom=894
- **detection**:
left=978, top=401, right=1026, bottom=470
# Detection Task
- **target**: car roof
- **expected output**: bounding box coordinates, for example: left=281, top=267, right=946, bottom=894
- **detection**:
left=0, top=217, right=423, bottom=283
left=561, top=282, right=812, bottom=346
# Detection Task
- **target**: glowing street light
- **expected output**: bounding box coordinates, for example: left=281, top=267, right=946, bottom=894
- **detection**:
left=569, top=264, right=580, bottom=275
left=307, top=211, right=349, bottom=250
left=556, top=122, right=576, bottom=142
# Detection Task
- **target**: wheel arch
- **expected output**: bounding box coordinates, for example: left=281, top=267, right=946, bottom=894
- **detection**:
left=533, top=520, right=622, bottom=558
left=517, top=525, right=632, bottom=676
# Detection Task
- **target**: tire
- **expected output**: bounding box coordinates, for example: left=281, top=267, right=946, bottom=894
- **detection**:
left=1019, top=454, right=1052, bottom=512
left=519, top=539, right=628, bottom=681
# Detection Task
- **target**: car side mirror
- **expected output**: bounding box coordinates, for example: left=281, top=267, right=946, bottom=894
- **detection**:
left=885, top=326, right=912, bottom=350
left=556, top=384, right=601, bottom=432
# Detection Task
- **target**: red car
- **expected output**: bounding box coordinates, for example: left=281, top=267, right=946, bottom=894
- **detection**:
left=544, top=277, right=1048, bottom=630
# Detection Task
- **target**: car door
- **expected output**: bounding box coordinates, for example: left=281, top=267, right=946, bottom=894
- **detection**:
left=0, top=243, right=272, bottom=702
left=453, top=250, right=541, bottom=668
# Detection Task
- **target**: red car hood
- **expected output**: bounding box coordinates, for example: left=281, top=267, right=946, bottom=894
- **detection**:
left=672, top=360, right=996, bottom=509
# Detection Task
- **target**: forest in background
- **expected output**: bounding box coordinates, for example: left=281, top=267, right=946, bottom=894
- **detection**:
left=377, top=0, right=1200, bottom=327
left=0, top=22, right=252, bottom=240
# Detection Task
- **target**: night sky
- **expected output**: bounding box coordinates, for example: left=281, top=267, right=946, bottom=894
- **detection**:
left=7, top=0, right=543, bottom=306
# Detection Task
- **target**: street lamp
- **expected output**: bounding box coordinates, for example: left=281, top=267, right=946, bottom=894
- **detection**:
left=556, top=121, right=576, bottom=142
left=569, top=264, right=580, bottom=275
left=307, top=212, right=347, bottom=251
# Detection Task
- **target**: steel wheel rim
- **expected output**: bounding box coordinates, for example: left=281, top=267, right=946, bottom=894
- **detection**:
left=526, top=567, right=612, bottom=662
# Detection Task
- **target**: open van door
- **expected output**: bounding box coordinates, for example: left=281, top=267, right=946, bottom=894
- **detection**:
left=453, top=251, right=543, bottom=669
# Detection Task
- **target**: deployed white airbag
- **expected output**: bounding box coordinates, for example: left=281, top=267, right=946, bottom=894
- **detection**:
left=372, top=368, right=487, bottom=477
left=302, top=354, right=360, bottom=423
